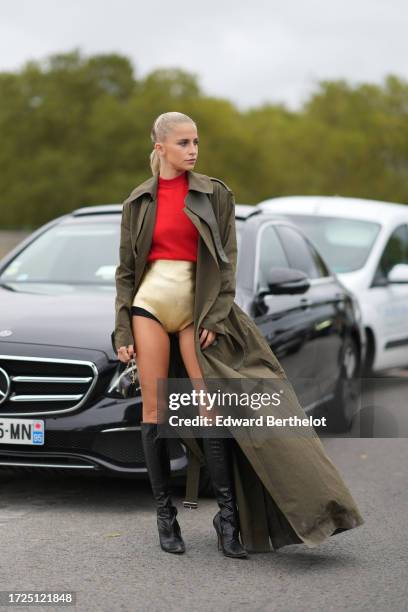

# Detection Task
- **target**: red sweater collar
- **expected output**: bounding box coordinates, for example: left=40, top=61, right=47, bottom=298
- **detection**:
left=158, top=171, right=188, bottom=189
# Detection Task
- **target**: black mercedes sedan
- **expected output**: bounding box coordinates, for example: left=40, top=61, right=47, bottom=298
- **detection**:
left=0, top=203, right=366, bottom=483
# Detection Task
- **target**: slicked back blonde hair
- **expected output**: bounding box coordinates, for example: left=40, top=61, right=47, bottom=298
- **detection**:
left=149, top=112, right=197, bottom=175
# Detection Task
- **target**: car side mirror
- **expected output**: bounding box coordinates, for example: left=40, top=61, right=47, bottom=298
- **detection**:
left=387, top=263, right=408, bottom=283
left=257, top=267, right=310, bottom=298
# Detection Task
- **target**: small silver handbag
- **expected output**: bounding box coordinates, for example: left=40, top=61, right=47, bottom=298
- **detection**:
left=117, top=357, right=139, bottom=398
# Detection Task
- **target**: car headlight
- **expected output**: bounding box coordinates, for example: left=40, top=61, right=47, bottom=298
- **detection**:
left=105, top=361, right=141, bottom=399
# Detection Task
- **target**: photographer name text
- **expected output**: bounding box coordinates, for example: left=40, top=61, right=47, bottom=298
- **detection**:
left=168, top=415, right=327, bottom=428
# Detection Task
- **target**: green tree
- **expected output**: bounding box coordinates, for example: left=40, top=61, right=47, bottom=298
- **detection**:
left=0, top=49, right=407, bottom=230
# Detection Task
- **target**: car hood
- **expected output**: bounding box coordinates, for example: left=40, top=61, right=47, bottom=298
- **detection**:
left=0, top=283, right=117, bottom=358
left=335, top=269, right=369, bottom=293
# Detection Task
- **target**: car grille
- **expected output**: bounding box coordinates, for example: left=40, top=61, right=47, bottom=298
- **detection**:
left=92, top=430, right=185, bottom=465
left=0, top=355, right=98, bottom=416
left=0, top=429, right=186, bottom=467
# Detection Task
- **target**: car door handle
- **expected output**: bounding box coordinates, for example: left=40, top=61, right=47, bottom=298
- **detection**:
left=300, top=298, right=312, bottom=308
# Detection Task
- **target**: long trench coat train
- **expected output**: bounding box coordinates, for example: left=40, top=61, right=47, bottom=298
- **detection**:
left=112, top=170, right=365, bottom=553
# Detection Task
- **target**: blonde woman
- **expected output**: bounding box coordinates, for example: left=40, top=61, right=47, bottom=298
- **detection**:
left=113, top=111, right=364, bottom=558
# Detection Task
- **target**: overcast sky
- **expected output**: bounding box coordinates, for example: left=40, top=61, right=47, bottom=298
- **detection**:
left=1, top=0, right=407, bottom=110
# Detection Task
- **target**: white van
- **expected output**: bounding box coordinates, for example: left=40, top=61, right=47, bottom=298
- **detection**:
left=256, top=196, right=408, bottom=373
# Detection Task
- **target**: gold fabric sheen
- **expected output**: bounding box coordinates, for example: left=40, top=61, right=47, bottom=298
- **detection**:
left=132, top=259, right=196, bottom=333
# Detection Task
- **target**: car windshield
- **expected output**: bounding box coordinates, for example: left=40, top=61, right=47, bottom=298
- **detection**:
left=0, top=220, right=120, bottom=286
left=281, top=214, right=381, bottom=273
left=0, top=216, right=245, bottom=289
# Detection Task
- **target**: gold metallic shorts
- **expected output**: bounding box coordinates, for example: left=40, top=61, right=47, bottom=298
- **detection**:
left=131, top=259, right=196, bottom=333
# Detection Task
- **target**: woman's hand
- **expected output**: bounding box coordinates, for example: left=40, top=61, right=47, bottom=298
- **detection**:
left=199, top=328, right=217, bottom=350
left=118, top=344, right=135, bottom=363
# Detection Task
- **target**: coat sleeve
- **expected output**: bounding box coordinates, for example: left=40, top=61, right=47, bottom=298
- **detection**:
left=113, top=200, right=135, bottom=352
left=200, top=186, right=237, bottom=335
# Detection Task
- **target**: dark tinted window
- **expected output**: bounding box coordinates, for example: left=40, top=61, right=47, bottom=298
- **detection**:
left=374, top=224, right=408, bottom=281
left=308, top=242, right=330, bottom=277
left=277, top=225, right=322, bottom=278
left=256, top=224, right=289, bottom=288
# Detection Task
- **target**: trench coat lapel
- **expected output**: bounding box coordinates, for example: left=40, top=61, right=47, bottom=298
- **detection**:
left=123, top=170, right=229, bottom=267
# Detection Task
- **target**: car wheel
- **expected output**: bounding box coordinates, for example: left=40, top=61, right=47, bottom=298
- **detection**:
left=326, top=336, right=360, bottom=433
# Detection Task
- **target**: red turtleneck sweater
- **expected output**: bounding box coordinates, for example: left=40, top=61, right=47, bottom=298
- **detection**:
left=147, top=171, right=199, bottom=262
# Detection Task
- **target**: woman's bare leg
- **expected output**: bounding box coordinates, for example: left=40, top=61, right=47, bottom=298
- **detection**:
left=132, top=315, right=171, bottom=423
left=178, top=323, right=212, bottom=419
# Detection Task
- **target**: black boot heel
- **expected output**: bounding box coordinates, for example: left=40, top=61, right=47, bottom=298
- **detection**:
left=213, top=509, right=248, bottom=558
left=203, top=438, right=249, bottom=559
left=141, top=422, right=186, bottom=554
left=214, top=514, right=222, bottom=550
left=217, top=533, right=222, bottom=551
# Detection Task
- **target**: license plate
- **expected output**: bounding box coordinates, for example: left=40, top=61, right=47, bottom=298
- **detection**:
left=0, top=418, right=45, bottom=445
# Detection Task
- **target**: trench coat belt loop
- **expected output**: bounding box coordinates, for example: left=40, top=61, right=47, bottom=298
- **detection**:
left=183, top=446, right=203, bottom=509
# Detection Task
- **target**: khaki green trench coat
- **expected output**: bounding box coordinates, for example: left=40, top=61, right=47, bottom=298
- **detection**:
left=113, top=170, right=364, bottom=552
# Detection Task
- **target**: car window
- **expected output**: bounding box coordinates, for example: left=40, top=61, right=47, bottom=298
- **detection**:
left=0, top=221, right=120, bottom=285
left=280, top=214, right=381, bottom=273
left=256, top=223, right=290, bottom=288
left=277, top=225, right=323, bottom=279
left=373, top=224, right=408, bottom=282
left=307, top=241, right=331, bottom=277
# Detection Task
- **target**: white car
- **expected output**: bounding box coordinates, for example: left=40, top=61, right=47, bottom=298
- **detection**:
left=256, top=196, right=408, bottom=373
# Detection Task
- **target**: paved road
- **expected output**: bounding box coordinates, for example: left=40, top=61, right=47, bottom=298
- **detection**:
left=0, top=373, right=407, bottom=612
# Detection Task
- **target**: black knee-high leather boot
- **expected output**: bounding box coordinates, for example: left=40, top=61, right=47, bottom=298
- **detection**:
left=202, top=436, right=248, bottom=558
left=140, top=422, right=185, bottom=554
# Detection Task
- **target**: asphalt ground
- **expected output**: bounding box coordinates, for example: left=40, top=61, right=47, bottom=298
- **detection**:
left=0, top=371, right=407, bottom=612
